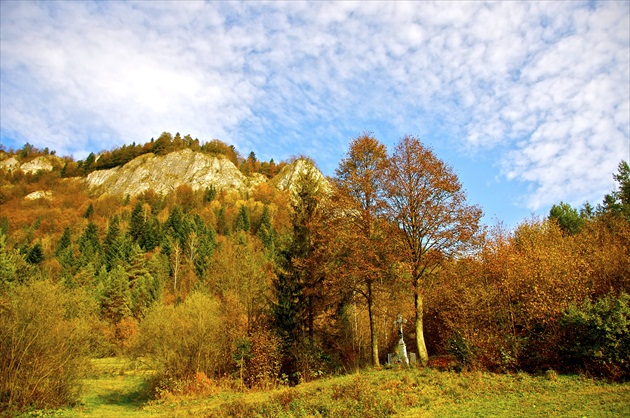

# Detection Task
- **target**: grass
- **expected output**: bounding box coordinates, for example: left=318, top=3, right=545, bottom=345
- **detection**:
left=21, top=358, right=630, bottom=417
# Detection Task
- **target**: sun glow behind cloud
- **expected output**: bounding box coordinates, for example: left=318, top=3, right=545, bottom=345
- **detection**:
left=1, top=1, right=628, bottom=225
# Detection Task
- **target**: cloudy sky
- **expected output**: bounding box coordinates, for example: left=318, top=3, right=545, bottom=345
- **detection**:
left=1, top=1, right=628, bottom=228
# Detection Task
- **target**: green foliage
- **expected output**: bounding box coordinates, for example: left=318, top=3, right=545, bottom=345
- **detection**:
left=99, top=265, right=133, bottom=324
left=128, top=244, right=162, bottom=318
left=234, top=204, right=251, bottom=232
left=559, top=293, right=630, bottom=380
left=0, top=281, right=93, bottom=412
left=0, top=234, right=19, bottom=286
left=446, top=333, right=476, bottom=371
left=25, top=241, right=44, bottom=265
left=549, top=201, right=585, bottom=235
left=103, top=215, right=128, bottom=271
left=55, top=226, right=72, bottom=256
left=204, top=185, right=217, bottom=203
left=137, top=292, right=226, bottom=385
left=216, top=206, right=230, bottom=235
left=257, top=205, right=275, bottom=253
left=84, top=201, right=94, bottom=219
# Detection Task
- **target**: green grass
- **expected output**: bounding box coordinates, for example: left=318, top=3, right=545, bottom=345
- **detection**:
left=24, top=358, right=630, bottom=417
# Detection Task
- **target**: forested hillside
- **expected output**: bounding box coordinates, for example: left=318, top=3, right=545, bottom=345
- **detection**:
left=1, top=133, right=629, bottom=413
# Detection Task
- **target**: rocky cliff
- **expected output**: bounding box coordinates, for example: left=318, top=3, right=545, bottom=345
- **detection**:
left=85, top=149, right=328, bottom=198
left=0, top=155, right=62, bottom=174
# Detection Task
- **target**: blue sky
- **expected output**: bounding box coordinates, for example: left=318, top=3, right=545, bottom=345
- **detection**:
left=1, top=1, right=629, bottom=229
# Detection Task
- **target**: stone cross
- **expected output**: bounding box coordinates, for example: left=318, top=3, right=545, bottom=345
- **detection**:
left=389, top=313, right=409, bottom=365
left=395, top=314, right=407, bottom=341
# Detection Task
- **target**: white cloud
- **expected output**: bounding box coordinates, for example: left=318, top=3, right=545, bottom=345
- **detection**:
left=1, top=0, right=628, bottom=215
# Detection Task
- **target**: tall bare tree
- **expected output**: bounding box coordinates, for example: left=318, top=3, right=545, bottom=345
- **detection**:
left=384, top=135, right=482, bottom=366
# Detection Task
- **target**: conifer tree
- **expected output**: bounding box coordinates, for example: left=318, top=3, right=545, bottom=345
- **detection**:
left=78, top=222, right=102, bottom=269
left=25, top=242, right=44, bottom=265
left=55, top=227, right=72, bottom=257
left=216, top=206, right=229, bottom=236
left=129, top=202, right=145, bottom=243
left=100, top=265, right=132, bottom=324
left=234, top=204, right=251, bottom=232
left=84, top=202, right=94, bottom=219
left=128, top=244, right=160, bottom=318
left=272, top=165, right=326, bottom=382
left=257, top=205, right=275, bottom=253
left=103, top=215, right=125, bottom=271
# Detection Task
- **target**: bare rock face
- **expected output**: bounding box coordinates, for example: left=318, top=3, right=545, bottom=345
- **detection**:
left=0, top=156, right=19, bottom=172
left=25, top=190, right=53, bottom=201
left=86, top=149, right=329, bottom=199
left=19, top=156, right=59, bottom=174
left=271, top=158, right=330, bottom=195
left=87, top=149, right=249, bottom=196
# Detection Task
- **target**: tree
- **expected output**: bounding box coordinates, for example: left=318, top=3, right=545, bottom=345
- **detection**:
left=549, top=202, right=584, bottom=235
left=103, top=215, right=126, bottom=271
left=129, top=202, right=145, bottom=244
left=100, top=265, right=132, bottom=324
left=234, top=204, right=251, bottom=232
left=84, top=202, right=94, bottom=219
left=334, top=133, right=390, bottom=367
left=0, top=281, right=93, bottom=411
left=55, top=227, right=72, bottom=257
left=25, top=242, right=44, bottom=265
left=272, top=163, right=328, bottom=382
left=383, top=135, right=482, bottom=366
left=204, top=185, right=217, bottom=203
left=602, top=160, right=630, bottom=220
left=257, top=205, right=275, bottom=253
left=78, top=222, right=101, bottom=269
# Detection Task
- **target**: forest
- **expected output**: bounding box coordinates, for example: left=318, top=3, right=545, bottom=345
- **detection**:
left=1, top=132, right=629, bottom=414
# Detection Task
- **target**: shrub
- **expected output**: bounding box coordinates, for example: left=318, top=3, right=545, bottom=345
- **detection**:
left=137, top=291, right=227, bottom=396
left=0, top=281, right=92, bottom=412
left=558, top=293, right=630, bottom=380
left=445, top=333, right=478, bottom=371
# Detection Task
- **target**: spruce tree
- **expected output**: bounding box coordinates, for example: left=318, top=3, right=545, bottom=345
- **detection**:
left=100, top=265, right=132, bottom=324
left=103, top=215, right=124, bottom=271
left=78, top=222, right=101, bottom=269
left=84, top=202, right=94, bottom=219
left=129, top=202, right=145, bottom=244
left=234, top=204, right=250, bottom=232
left=216, top=206, right=229, bottom=236
left=55, top=227, right=72, bottom=257
left=257, top=205, right=275, bottom=252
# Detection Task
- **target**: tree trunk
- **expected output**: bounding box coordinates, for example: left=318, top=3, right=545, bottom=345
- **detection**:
left=367, top=282, right=380, bottom=367
left=415, top=291, right=429, bottom=366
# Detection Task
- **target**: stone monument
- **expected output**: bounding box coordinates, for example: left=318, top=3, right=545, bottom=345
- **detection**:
left=389, top=314, right=410, bottom=365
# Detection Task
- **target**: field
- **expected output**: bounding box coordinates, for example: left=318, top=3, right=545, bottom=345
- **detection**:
left=14, top=357, right=630, bottom=418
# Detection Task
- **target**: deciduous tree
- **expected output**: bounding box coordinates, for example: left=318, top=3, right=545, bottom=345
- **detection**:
left=334, top=133, right=390, bottom=367
left=384, top=135, right=482, bottom=366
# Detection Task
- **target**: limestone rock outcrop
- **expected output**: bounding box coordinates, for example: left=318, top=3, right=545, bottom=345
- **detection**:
left=85, top=149, right=330, bottom=199
left=86, top=149, right=248, bottom=196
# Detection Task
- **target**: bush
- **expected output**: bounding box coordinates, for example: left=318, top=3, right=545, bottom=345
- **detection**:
left=137, top=291, right=227, bottom=396
left=558, top=293, right=630, bottom=380
left=0, top=281, right=93, bottom=412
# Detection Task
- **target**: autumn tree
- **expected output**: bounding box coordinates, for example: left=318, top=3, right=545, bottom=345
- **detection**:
left=334, top=133, right=390, bottom=367
left=383, top=135, right=482, bottom=366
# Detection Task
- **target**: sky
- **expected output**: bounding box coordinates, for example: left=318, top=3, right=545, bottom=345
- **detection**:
left=1, top=1, right=629, bottom=229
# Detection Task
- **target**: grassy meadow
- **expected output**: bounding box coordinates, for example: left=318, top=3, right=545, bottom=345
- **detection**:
left=15, top=357, right=630, bottom=418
